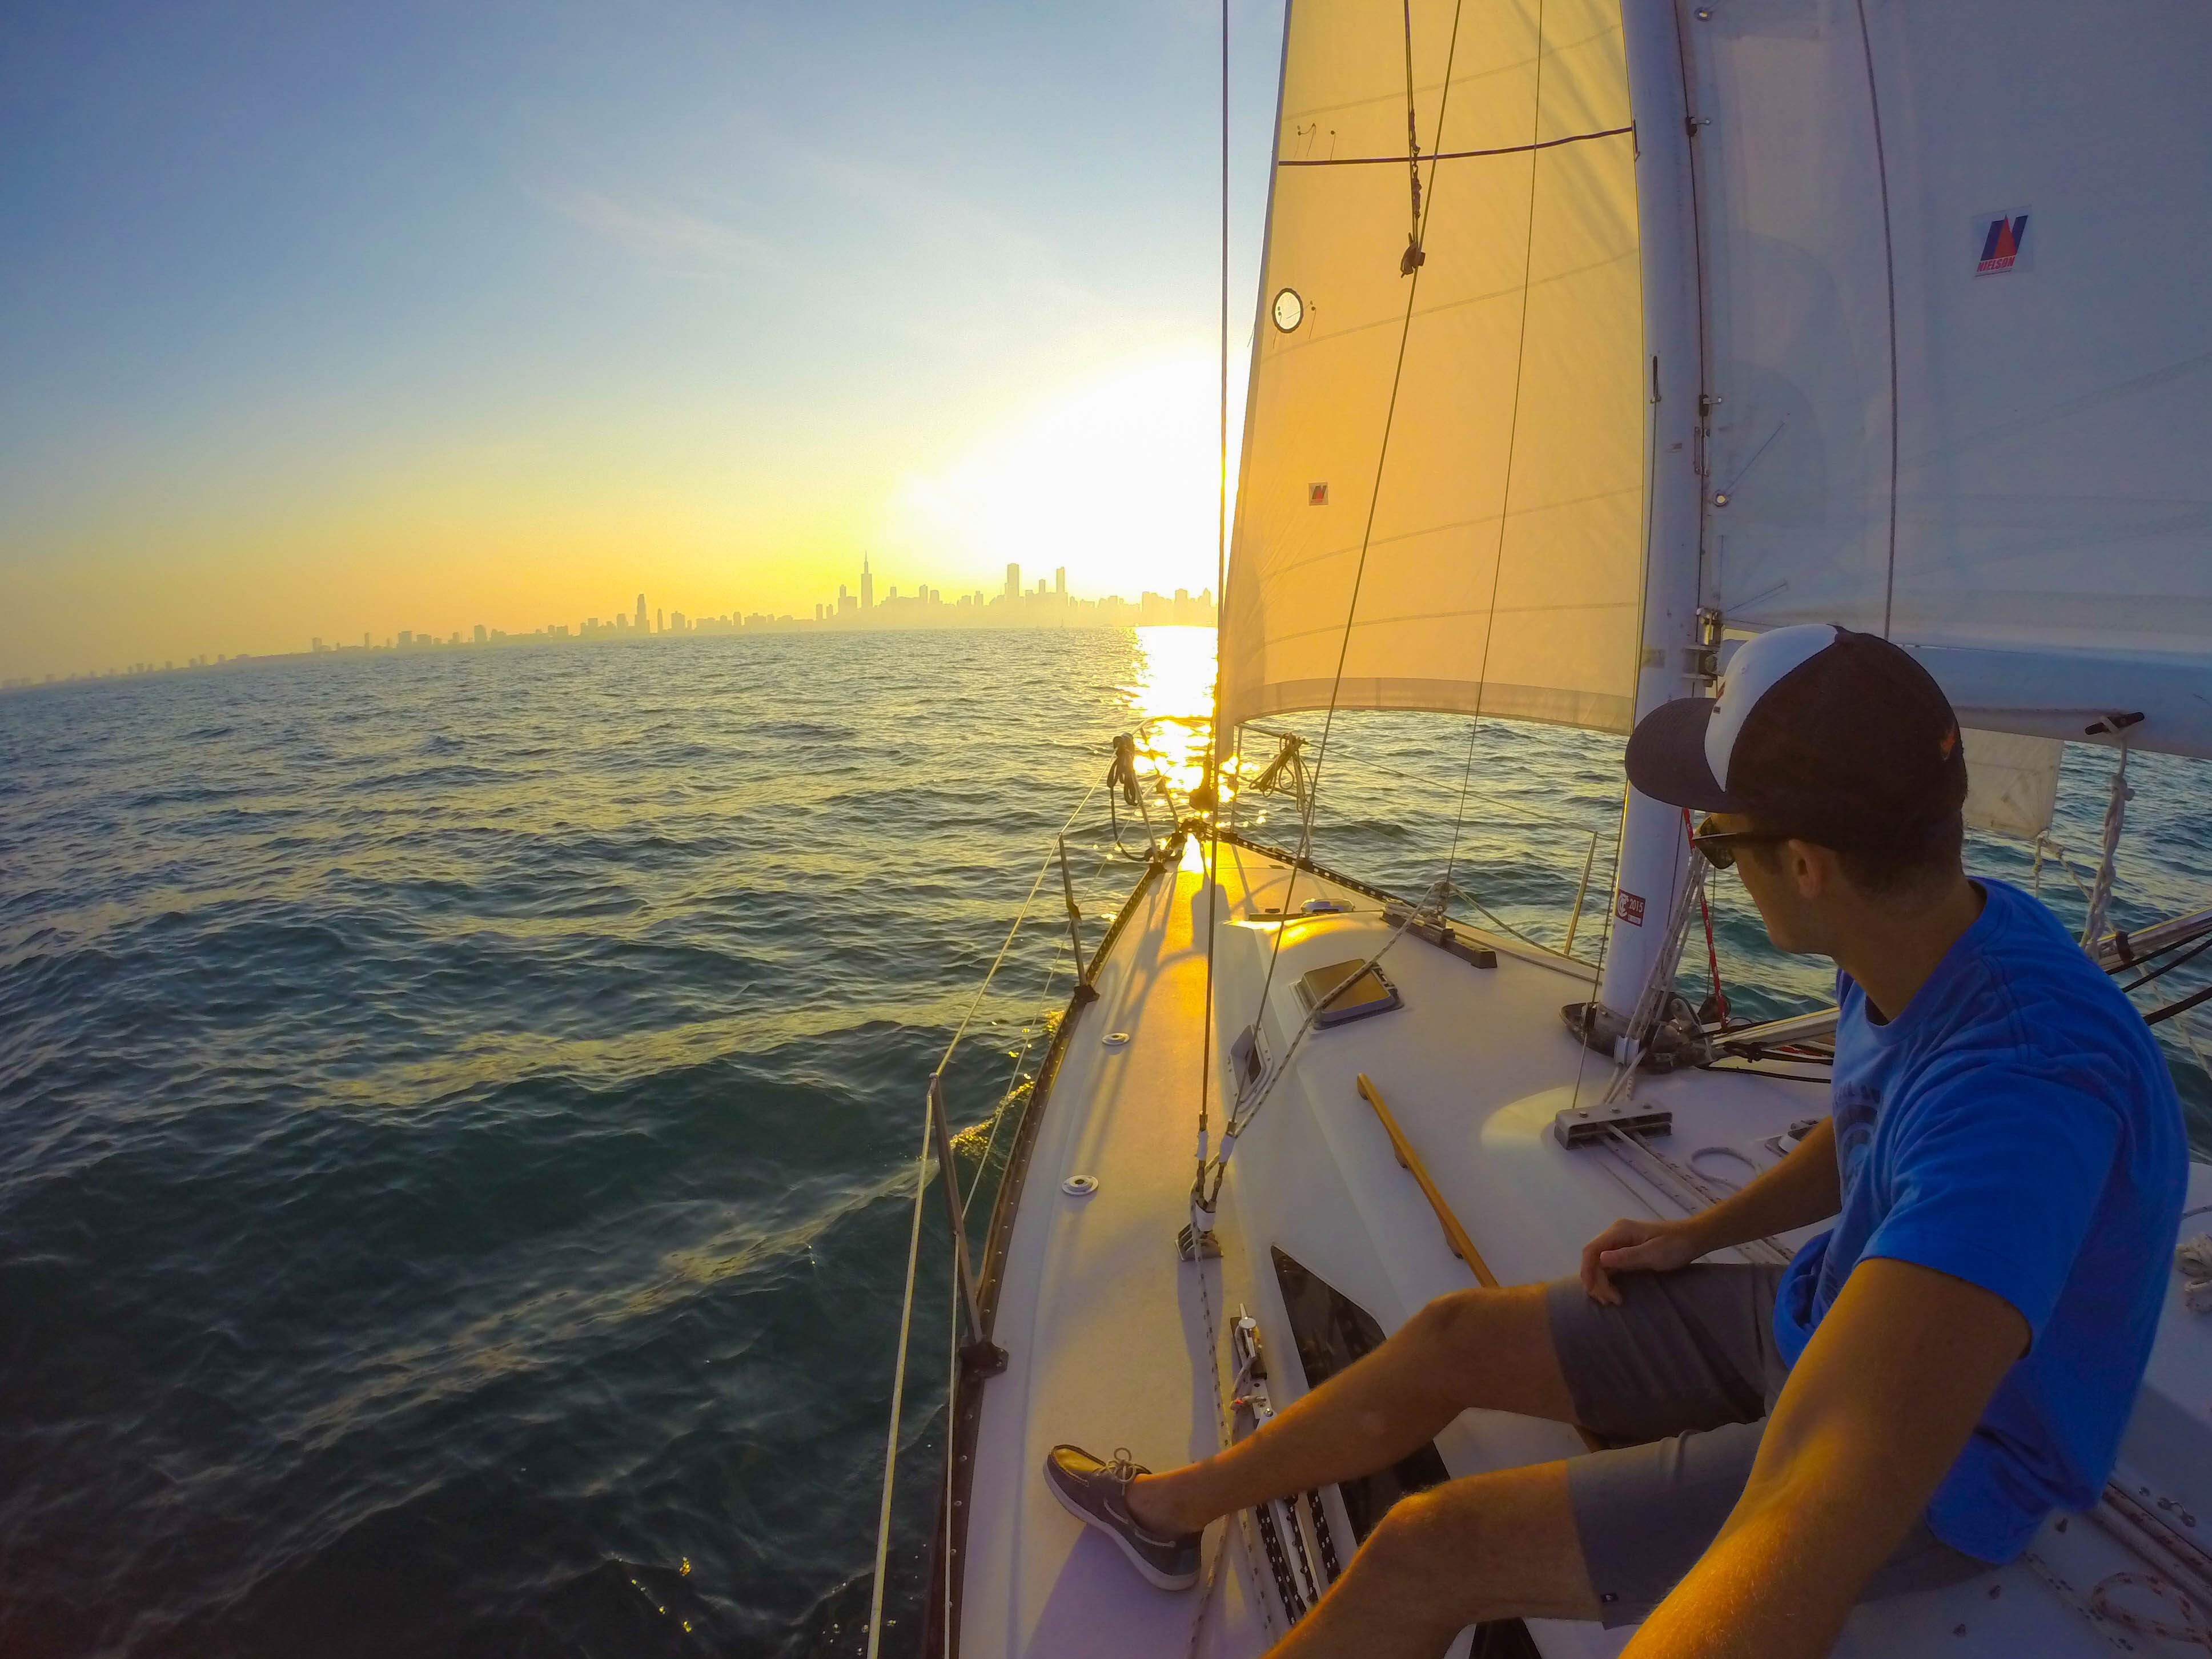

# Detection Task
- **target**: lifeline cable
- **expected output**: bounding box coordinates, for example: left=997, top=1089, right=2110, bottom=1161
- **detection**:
left=863, top=778, right=1108, bottom=1651
left=2149, top=979, right=2212, bottom=1029
left=863, top=1097, right=936, bottom=1659
left=2119, top=933, right=2212, bottom=995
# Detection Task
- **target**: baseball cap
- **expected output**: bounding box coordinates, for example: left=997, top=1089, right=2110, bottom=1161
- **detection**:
left=1623, top=625, right=1968, bottom=850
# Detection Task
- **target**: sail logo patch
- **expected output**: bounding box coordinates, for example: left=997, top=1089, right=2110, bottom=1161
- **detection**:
left=1973, top=208, right=2031, bottom=275
left=1307, top=483, right=1329, bottom=506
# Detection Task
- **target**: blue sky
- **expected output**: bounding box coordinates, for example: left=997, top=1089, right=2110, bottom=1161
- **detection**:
left=0, top=0, right=1283, bottom=675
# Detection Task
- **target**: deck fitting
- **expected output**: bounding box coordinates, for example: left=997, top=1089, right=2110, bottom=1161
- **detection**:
left=1552, top=1099, right=1675, bottom=1148
left=1177, top=1223, right=1222, bottom=1260
left=960, top=1340, right=1009, bottom=1378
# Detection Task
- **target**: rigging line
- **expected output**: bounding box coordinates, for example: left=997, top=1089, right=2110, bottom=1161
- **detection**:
left=962, top=941, right=1070, bottom=1215
left=1216, top=918, right=1419, bottom=1158
left=2147, top=979, right=2212, bottom=1029
left=960, top=827, right=1114, bottom=1212
left=1458, top=888, right=1553, bottom=954
left=1700, top=1061, right=1837, bottom=1084
left=938, top=774, right=1114, bottom=1206
left=1230, top=0, right=1472, bottom=1087
left=1564, top=785, right=1629, bottom=1118
left=1441, top=0, right=1551, bottom=903
left=1691, top=809, right=1729, bottom=1023
left=930, top=792, right=1096, bottom=1078
left=1435, top=724, right=1483, bottom=922
left=1278, top=123, right=1631, bottom=167
left=1400, top=0, right=1423, bottom=262
left=941, top=1231, right=960, bottom=1657
left=862, top=1090, right=936, bottom=1659
left=1332, top=749, right=1621, bottom=838
left=1569, top=112, right=1678, bottom=1108
left=1197, top=0, right=1229, bottom=1149
left=2121, top=932, right=2212, bottom=994
left=1852, top=0, right=1901, bottom=637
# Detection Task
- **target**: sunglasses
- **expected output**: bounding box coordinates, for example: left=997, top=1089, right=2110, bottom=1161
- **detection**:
left=1689, top=814, right=1789, bottom=871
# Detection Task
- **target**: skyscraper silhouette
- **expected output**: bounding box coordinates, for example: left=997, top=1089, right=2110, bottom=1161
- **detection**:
left=635, top=594, right=648, bottom=633
left=861, top=556, right=875, bottom=610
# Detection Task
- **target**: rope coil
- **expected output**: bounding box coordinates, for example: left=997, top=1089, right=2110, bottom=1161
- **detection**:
left=2093, top=1569, right=2212, bottom=1648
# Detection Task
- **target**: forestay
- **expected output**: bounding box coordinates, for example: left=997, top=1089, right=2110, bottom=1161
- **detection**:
left=1687, top=0, right=2212, bottom=757
left=1218, top=0, right=1646, bottom=736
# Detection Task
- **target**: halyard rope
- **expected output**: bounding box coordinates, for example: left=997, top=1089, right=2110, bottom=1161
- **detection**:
left=2081, top=741, right=2132, bottom=951
left=1185, top=2, right=1272, bottom=1634
left=1185, top=2, right=1476, bottom=1631
left=1436, top=0, right=1552, bottom=902
left=1218, top=0, right=1472, bottom=1091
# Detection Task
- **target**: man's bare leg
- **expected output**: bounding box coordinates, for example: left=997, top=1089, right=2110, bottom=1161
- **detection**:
left=1127, top=1283, right=1579, bottom=1536
left=1264, top=1461, right=1599, bottom=1657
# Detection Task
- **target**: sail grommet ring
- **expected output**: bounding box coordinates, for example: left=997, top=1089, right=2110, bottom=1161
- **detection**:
left=1102, top=1031, right=1132, bottom=1048
left=1062, top=1175, right=1100, bottom=1197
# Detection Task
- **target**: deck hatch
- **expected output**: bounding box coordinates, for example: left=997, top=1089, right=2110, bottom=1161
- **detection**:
left=1268, top=1247, right=1544, bottom=1657
left=1294, top=960, right=1403, bottom=1029
left=1268, top=1246, right=1447, bottom=1539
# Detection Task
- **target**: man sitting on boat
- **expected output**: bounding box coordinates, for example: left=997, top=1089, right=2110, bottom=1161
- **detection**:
left=1044, top=625, right=2186, bottom=1658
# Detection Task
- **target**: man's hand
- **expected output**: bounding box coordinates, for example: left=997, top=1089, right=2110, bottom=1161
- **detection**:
left=1579, top=1119, right=1844, bottom=1308
left=1579, top=1217, right=1704, bottom=1304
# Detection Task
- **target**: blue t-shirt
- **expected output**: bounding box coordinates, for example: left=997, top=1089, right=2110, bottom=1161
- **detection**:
left=1771, top=878, right=2186, bottom=1564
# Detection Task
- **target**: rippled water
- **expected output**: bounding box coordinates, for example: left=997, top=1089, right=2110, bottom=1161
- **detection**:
left=2, top=629, right=2204, bottom=1658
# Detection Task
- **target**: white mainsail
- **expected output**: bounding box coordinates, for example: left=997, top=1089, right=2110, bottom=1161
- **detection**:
left=1688, top=0, right=2212, bottom=757
left=1222, top=0, right=2212, bottom=764
left=1218, top=0, right=1647, bottom=736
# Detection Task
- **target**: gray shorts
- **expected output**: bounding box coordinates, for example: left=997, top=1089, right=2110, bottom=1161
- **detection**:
left=1546, top=1266, right=1993, bottom=1628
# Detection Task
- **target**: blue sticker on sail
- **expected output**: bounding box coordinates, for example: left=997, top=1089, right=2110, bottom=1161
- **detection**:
left=1975, top=209, right=2030, bottom=275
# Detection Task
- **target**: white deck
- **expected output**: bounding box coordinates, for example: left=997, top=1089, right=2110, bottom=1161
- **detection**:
left=960, top=833, right=2212, bottom=1658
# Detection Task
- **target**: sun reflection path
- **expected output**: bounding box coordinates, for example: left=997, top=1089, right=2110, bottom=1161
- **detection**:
left=1127, top=626, right=1218, bottom=798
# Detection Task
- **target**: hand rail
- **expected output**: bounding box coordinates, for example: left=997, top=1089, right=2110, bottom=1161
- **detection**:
left=1356, top=1072, right=1615, bottom=1455
left=1353, top=1073, right=1499, bottom=1287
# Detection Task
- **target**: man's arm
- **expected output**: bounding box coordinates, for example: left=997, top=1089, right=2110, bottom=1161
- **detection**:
left=1622, top=1256, right=2026, bottom=1659
left=1581, top=1118, right=1841, bottom=1304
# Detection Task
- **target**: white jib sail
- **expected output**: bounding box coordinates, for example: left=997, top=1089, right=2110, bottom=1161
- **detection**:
left=1685, top=0, right=2212, bottom=758
left=1218, top=0, right=1647, bottom=736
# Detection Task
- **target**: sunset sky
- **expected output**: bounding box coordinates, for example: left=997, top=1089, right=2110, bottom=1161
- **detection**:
left=1, top=1, right=1282, bottom=678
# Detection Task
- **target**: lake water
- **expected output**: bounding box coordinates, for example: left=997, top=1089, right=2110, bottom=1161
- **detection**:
left=2, top=628, right=2204, bottom=1657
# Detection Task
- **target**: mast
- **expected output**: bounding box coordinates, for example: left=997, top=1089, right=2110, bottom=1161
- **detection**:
left=1597, top=0, right=1706, bottom=1022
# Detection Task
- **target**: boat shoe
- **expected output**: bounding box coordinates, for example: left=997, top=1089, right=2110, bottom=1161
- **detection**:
left=1042, top=1444, right=1202, bottom=1590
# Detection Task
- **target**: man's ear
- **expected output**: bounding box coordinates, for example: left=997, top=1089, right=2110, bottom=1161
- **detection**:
left=1784, top=839, right=1832, bottom=901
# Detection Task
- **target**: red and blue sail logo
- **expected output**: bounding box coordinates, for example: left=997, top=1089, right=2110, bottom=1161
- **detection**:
left=1977, top=212, right=2028, bottom=274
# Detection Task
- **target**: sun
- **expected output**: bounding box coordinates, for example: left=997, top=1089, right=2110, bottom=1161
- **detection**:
left=892, top=353, right=1239, bottom=601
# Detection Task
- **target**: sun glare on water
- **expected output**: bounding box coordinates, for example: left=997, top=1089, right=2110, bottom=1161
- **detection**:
left=1129, top=625, right=1217, bottom=797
